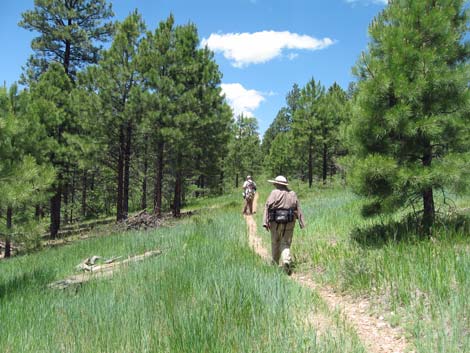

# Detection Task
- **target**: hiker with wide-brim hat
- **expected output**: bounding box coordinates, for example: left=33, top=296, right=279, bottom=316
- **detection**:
left=263, top=175, right=305, bottom=275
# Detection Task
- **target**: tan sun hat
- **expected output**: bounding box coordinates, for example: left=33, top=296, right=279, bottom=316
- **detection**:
left=268, top=175, right=289, bottom=186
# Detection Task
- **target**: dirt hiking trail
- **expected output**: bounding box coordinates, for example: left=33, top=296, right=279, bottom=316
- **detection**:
left=244, top=193, right=409, bottom=353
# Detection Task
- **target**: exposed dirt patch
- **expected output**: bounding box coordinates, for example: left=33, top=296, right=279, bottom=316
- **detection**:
left=244, top=193, right=409, bottom=353
left=244, top=195, right=269, bottom=261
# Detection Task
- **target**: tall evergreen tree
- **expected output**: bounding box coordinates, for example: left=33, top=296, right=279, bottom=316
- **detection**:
left=0, top=85, right=54, bottom=257
left=28, top=63, right=79, bottom=238
left=83, top=11, right=145, bottom=221
left=138, top=14, right=179, bottom=216
left=226, top=114, right=262, bottom=188
left=262, top=84, right=300, bottom=157
left=189, top=47, right=232, bottom=197
left=265, top=130, right=296, bottom=176
left=317, top=83, right=349, bottom=183
left=139, top=16, right=231, bottom=216
left=167, top=23, right=231, bottom=216
left=292, top=78, right=325, bottom=187
left=19, top=0, right=114, bottom=82
left=350, top=0, right=470, bottom=233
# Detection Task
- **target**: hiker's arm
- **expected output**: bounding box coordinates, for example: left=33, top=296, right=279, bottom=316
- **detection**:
left=263, top=203, right=270, bottom=230
left=263, top=192, right=274, bottom=230
left=296, top=199, right=305, bottom=229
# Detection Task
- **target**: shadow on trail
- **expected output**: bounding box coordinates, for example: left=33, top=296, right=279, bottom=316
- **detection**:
left=351, top=212, right=470, bottom=248
left=0, top=268, right=56, bottom=301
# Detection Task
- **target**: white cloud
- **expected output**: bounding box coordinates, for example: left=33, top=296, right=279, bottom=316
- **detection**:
left=345, top=0, right=387, bottom=5
left=221, top=83, right=265, bottom=117
left=287, top=53, right=299, bottom=60
left=201, top=30, right=334, bottom=68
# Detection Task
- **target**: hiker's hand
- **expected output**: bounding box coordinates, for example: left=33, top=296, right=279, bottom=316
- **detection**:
left=263, top=223, right=270, bottom=231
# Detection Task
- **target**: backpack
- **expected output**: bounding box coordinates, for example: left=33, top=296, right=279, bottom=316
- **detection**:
left=244, top=181, right=256, bottom=200
left=244, top=188, right=255, bottom=201
left=268, top=208, right=294, bottom=223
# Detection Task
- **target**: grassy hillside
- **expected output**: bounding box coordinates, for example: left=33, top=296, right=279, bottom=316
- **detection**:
left=0, top=189, right=364, bottom=353
left=255, top=180, right=470, bottom=353
left=2, top=181, right=469, bottom=352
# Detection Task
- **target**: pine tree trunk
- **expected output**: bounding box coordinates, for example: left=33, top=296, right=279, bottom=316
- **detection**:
left=35, top=204, right=43, bottom=221
left=116, top=126, right=125, bottom=221
left=173, top=154, right=183, bottom=217
left=308, top=136, right=313, bottom=188
left=422, top=187, right=435, bottom=233
left=64, top=39, right=71, bottom=76
left=81, top=170, right=87, bottom=218
left=195, top=174, right=205, bottom=197
left=63, top=179, right=69, bottom=224
left=173, top=170, right=182, bottom=217
left=4, top=207, right=12, bottom=258
left=153, top=140, right=164, bottom=216
left=90, top=171, right=95, bottom=190
left=235, top=173, right=239, bottom=188
left=219, top=169, right=224, bottom=194
left=70, top=168, right=76, bottom=222
left=422, top=146, right=435, bottom=234
left=200, top=175, right=205, bottom=197
left=141, top=140, right=148, bottom=210
left=50, top=183, right=62, bottom=239
left=322, top=143, right=328, bottom=184
left=123, top=122, right=132, bottom=219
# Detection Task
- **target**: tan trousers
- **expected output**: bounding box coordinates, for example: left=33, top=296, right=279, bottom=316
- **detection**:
left=243, top=197, right=254, bottom=214
left=269, top=221, right=294, bottom=266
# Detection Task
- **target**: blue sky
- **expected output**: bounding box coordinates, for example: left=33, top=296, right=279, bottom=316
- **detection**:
left=0, top=0, right=386, bottom=136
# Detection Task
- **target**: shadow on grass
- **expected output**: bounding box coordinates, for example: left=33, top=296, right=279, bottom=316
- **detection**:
left=351, top=212, right=470, bottom=248
left=0, top=268, right=56, bottom=301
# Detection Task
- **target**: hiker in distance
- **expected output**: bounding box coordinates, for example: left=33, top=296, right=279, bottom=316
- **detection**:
left=242, top=175, right=257, bottom=215
left=263, top=176, right=305, bottom=275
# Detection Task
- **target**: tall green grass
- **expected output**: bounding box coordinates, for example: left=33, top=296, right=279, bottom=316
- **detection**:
left=253, top=180, right=470, bottom=353
left=0, top=192, right=365, bottom=353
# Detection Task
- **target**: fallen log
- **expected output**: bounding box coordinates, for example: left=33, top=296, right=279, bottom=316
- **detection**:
left=49, top=249, right=162, bottom=289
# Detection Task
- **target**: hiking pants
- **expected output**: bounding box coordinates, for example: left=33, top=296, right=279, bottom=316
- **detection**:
left=269, top=221, right=295, bottom=266
left=243, top=198, right=254, bottom=214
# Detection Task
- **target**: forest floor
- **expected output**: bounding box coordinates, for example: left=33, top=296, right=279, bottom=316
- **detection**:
left=245, top=193, right=409, bottom=353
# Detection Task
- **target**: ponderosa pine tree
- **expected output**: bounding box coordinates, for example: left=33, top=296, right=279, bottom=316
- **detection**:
left=28, top=63, right=80, bottom=238
left=20, top=0, right=114, bottom=234
left=189, top=47, right=232, bottom=197
left=19, top=0, right=114, bottom=82
left=350, top=0, right=470, bottom=233
left=265, top=130, right=296, bottom=176
left=317, top=83, right=349, bottom=183
left=138, top=15, right=178, bottom=216
left=84, top=11, right=145, bottom=221
left=292, top=78, right=325, bottom=187
left=139, top=16, right=231, bottom=216
left=225, top=114, right=262, bottom=188
left=0, top=85, right=55, bottom=257
left=167, top=23, right=232, bottom=216
left=261, top=84, right=300, bottom=157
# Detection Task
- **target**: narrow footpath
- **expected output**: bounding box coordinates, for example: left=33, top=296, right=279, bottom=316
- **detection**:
left=244, top=193, right=409, bottom=353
